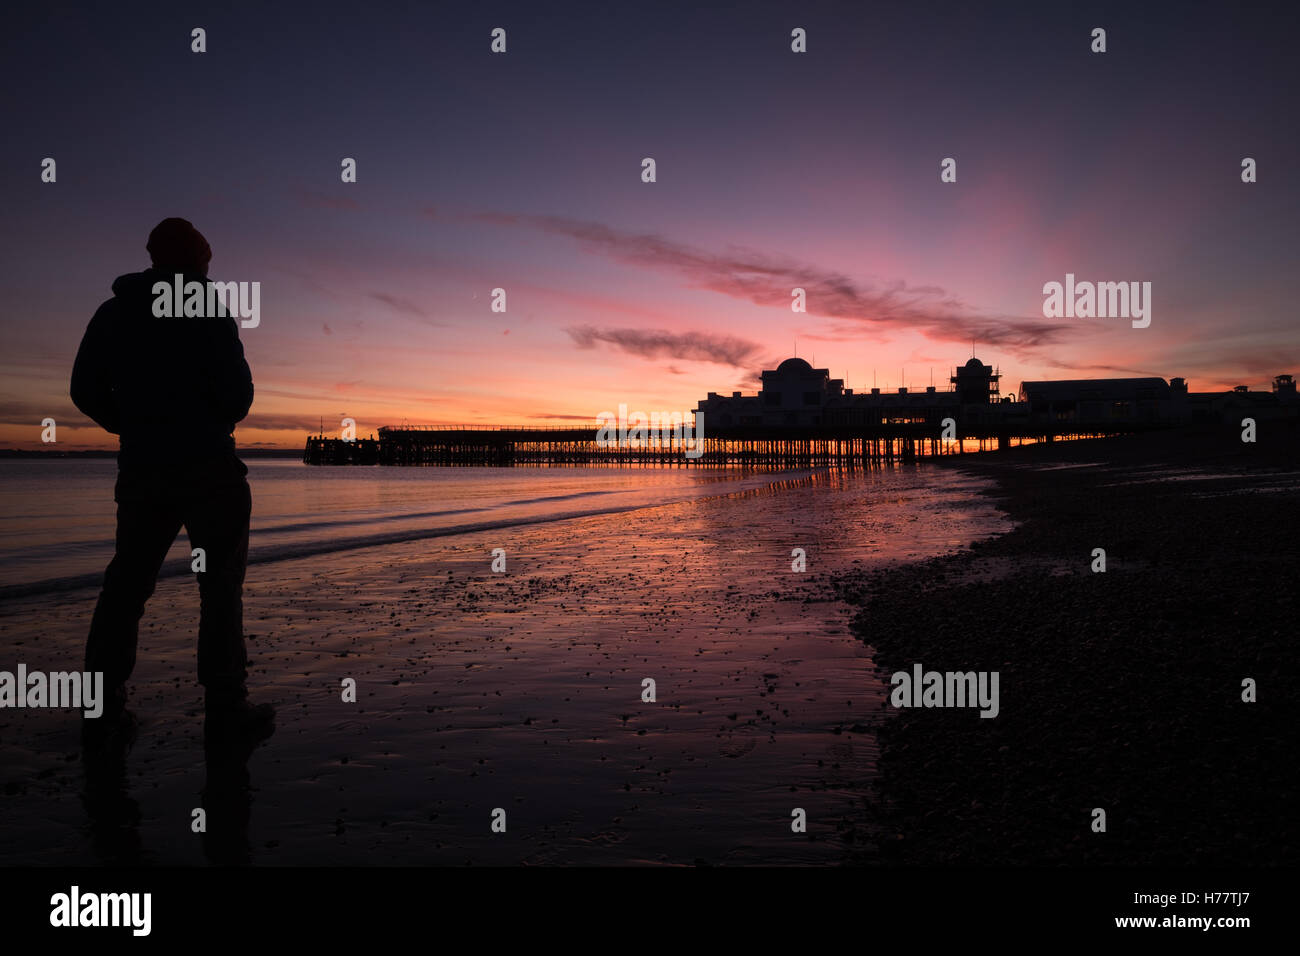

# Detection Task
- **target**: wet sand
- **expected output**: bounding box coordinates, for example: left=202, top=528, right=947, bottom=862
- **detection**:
left=834, top=425, right=1300, bottom=864
left=0, top=466, right=1002, bottom=865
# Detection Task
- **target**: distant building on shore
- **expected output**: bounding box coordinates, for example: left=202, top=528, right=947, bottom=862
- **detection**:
left=695, top=357, right=1298, bottom=429
left=1019, top=373, right=1298, bottom=425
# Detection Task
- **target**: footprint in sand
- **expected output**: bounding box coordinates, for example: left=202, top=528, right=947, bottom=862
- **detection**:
left=718, top=735, right=758, bottom=758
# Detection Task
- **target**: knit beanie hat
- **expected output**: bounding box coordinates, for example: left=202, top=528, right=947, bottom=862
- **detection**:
left=146, top=218, right=212, bottom=274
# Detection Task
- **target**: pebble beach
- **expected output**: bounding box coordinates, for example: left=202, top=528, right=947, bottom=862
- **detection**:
left=834, top=424, right=1299, bottom=865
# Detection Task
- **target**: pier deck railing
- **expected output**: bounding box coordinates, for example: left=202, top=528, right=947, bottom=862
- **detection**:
left=302, top=422, right=1171, bottom=466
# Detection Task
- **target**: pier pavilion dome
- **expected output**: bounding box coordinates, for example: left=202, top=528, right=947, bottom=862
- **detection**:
left=757, top=357, right=843, bottom=425
left=775, top=357, right=814, bottom=375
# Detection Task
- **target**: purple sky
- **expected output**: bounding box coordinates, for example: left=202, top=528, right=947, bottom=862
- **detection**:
left=3, top=0, right=1296, bottom=448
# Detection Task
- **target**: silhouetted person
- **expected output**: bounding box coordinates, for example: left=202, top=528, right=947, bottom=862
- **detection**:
left=72, top=218, right=273, bottom=751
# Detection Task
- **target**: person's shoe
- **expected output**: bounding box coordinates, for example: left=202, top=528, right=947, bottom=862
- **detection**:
left=204, top=686, right=275, bottom=749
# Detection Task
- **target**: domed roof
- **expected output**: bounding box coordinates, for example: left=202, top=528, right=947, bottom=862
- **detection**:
left=775, top=357, right=814, bottom=374
left=964, top=357, right=985, bottom=368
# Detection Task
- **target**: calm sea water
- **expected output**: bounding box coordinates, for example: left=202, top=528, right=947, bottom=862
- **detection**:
left=0, top=460, right=789, bottom=599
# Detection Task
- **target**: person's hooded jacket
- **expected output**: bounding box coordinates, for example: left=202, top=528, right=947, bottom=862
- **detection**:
left=71, top=267, right=254, bottom=472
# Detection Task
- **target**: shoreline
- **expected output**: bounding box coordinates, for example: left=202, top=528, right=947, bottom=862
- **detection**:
left=2, top=429, right=1292, bottom=865
left=833, top=424, right=1299, bottom=864
left=4, top=464, right=1000, bottom=865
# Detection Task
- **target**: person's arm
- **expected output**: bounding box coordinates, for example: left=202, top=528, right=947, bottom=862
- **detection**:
left=70, top=302, right=122, bottom=434
left=209, top=314, right=254, bottom=429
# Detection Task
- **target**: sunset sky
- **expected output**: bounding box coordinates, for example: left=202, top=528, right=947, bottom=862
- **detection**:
left=3, top=1, right=1296, bottom=449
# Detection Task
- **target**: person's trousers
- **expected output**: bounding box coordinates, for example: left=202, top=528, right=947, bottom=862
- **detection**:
left=86, top=467, right=252, bottom=692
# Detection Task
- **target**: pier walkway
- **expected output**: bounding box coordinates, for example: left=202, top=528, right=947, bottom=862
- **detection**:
left=302, top=422, right=1160, bottom=466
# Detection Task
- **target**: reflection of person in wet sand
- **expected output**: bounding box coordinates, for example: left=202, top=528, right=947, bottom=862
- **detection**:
left=71, top=218, right=273, bottom=751
left=82, top=700, right=256, bottom=866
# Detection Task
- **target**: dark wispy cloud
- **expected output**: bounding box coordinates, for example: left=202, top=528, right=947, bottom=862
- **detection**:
left=1216, top=349, right=1299, bottom=377
left=295, top=188, right=359, bottom=211
left=242, top=414, right=328, bottom=432
left=1040, top=358, right=1164, bottom=377
left=369, top=292, right=431, bottom=318
left=566, top=325, right=766, bottom=368
left=0, top=399, right=89, bottom=430
left=473, top=212, right=1077, bottom=357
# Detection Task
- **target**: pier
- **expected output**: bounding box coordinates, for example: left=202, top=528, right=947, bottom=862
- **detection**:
left=302, top=422, right=1153, bottom=467
left=300, top=354, right=1295, bottom=467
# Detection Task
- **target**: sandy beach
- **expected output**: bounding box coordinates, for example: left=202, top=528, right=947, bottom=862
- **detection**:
left=0, top=464, right=1001, bottom=866
left=3, top=429, right=1293, bottom=867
